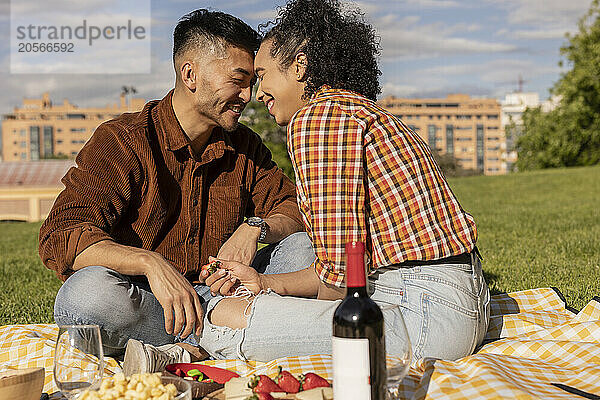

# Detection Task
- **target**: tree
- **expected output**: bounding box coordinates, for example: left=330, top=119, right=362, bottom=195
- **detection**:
left=516, top=0, right=600, bottom=170
left=240, top=100, right=295, bottom=179
left=431, top=150, right=480, bottom=177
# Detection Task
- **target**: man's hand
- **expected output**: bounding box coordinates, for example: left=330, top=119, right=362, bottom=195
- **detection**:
left=140, top=252, right=204, bottom=338
left=201, top=256, right=263, bottom=296
left=216, top=223, right=261, bottom=265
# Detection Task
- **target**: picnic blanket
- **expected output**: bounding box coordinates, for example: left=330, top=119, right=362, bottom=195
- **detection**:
left=1, top=287, right=599, bottom=399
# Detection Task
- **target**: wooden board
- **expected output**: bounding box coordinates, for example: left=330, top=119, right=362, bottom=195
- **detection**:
left=203, top=388, right=224, bottom=399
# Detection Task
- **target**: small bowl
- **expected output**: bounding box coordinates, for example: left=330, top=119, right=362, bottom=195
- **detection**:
left=161, top=375, right=192, bottom=400
left=0, top=367, right=45, bottom=400
left=163, top=370, right=223, bottom=399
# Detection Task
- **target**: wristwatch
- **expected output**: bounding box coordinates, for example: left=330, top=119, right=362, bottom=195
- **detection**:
left=245, top=216, right=268, bottom=242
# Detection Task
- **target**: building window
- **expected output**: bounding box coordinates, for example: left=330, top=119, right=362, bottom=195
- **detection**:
left=487, top=137, right=500, bottom=141
left=29, top=126, right=40, bottom=161
left=70, top=128, right=86, bottom=132
left=456, top=137, right=472, bottom=142
left=67, top=113, right=86, bottom=119
left=57, top=140, right=63, bottom=144
left=476, top=124, right=484, bottom=172
left=446, top=125, right=454, bottom=155
left=427, top=125, right=436, bottom=148
left=476, top=115, right=482, bottom=119
left=71, top=139, right=87, bottom=144
left=487, top=126, right=499, bottom=130
left=487, top=115, right=499, bottom=120
left=20, top=129, right=26, bottom=137
left=21, top=153, right=27, bottom=160
left=20, top=141, right=26, bottom=148
left=43, top=126, right=54, bottom=157
left=456, top=115, right=471, bottom=120
left=487, top=157, right=499, bottom=161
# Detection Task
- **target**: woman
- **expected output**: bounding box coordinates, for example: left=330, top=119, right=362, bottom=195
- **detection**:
left=198, top=0, right=490, bottom=363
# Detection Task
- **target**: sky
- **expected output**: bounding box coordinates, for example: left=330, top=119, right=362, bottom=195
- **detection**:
left=0, top=0, right=594, bottom=114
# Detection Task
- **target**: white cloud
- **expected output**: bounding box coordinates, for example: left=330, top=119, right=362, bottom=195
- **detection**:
left=509, top=29, right=572, bottom=40
left=242, top=9, right=279, bottom=21
left=376, top=15, right=516, bottom=60
left=484, top=0, right=591, bottom=32
left=381, top=58, right=565, bottom=99
left=423, top=59, right=562, bottom=83
left=397, top=0, right=462, bottom=8
left=0, top=55, right=174, bottom=113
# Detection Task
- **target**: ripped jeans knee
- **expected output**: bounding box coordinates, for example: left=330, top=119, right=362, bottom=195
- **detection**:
left=198, top=288, right=269, bottom=361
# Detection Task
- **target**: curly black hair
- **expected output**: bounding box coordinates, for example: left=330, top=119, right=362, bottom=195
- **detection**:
left=261, top=0, right=381, bottom=100
left=173, top=9, right=260, bottom=61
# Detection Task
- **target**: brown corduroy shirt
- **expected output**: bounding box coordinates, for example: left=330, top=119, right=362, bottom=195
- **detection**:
left=39, top=90, right=302, bottom=282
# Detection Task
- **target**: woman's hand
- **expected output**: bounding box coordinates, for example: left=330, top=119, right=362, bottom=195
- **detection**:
left=201, top=256, right=263, bottom=296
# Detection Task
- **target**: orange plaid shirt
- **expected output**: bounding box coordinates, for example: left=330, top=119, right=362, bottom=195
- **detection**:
left=288, top=87, right=478, bottom=287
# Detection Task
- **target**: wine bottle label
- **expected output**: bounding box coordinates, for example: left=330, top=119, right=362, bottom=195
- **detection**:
left=332, top=336, right=371, bottom=400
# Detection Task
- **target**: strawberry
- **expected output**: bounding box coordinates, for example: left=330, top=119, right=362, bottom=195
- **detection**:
left=249, top=375, right=284, bottom=394
left=275, top=367, right=300, bottom=393
left=201, top=260, right=222, bottom=276
left=245, top=393, right=274, bottom=400
left=301, top=372, right=330, bottom=390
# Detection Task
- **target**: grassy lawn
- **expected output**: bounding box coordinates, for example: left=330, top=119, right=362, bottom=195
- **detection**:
left=1, top=165, right=599, bottom=325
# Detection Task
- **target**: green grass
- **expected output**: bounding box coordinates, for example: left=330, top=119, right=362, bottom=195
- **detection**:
left=449, top=165, right=600, bottom=309
left=0, top=221, right=61, bottom=325
left=1, top=165, right=599, bottom=325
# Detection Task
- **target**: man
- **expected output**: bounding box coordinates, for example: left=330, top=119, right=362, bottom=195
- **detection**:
left=38, top=9, right=315, bottom=371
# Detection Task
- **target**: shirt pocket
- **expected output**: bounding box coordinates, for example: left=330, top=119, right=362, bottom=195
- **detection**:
left=207, top=185, right=245, bottom=241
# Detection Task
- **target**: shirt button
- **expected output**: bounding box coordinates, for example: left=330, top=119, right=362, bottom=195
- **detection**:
left=192, top=198, right=198, bottom=207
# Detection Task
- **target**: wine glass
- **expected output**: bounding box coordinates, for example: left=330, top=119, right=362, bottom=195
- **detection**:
left=381, top=304, right=412, bottom=400
left=54, top=325, right=104, bottom=399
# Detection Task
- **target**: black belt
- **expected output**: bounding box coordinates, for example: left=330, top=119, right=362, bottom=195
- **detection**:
left=396, top=247, right=481, bottom=267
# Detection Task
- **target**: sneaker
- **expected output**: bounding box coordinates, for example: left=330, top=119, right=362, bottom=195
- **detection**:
left=122, top=339, right=191, bottom=376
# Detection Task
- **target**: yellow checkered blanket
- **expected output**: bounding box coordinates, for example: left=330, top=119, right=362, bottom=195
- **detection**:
left=1, top=287, right=599, bottom=399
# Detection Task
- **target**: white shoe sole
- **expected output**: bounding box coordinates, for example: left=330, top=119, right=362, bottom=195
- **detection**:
left=123, top=339, right=148, bottom=376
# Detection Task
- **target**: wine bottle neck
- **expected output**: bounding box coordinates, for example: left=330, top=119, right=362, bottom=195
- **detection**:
left=346, top=242, right=366, bottom=288
left=346, top=286, right=368, bottom=297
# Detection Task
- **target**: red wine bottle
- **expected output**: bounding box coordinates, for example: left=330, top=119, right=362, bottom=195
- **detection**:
left=332, top=241, right=386, bottom=400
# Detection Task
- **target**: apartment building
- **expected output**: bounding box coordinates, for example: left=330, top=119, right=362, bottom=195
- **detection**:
left=1, top=92, right=144, bottom=162
left=378, top=94, right=506, bottom=175
left=500, top=92, right=560, bottom=171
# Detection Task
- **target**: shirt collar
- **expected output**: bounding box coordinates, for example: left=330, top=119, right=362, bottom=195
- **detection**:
left=157, top=89, right=235, bottom=159
left=310, top=85, right=368, bottom=104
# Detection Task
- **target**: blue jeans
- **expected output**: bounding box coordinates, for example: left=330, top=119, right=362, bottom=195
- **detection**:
left=198, top=253, right=490, bottom=363
left=53, top=232, right=316, bottom=356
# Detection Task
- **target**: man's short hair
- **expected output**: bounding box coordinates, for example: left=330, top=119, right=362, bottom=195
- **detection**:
left=173, top=9, right=260, bottom=61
